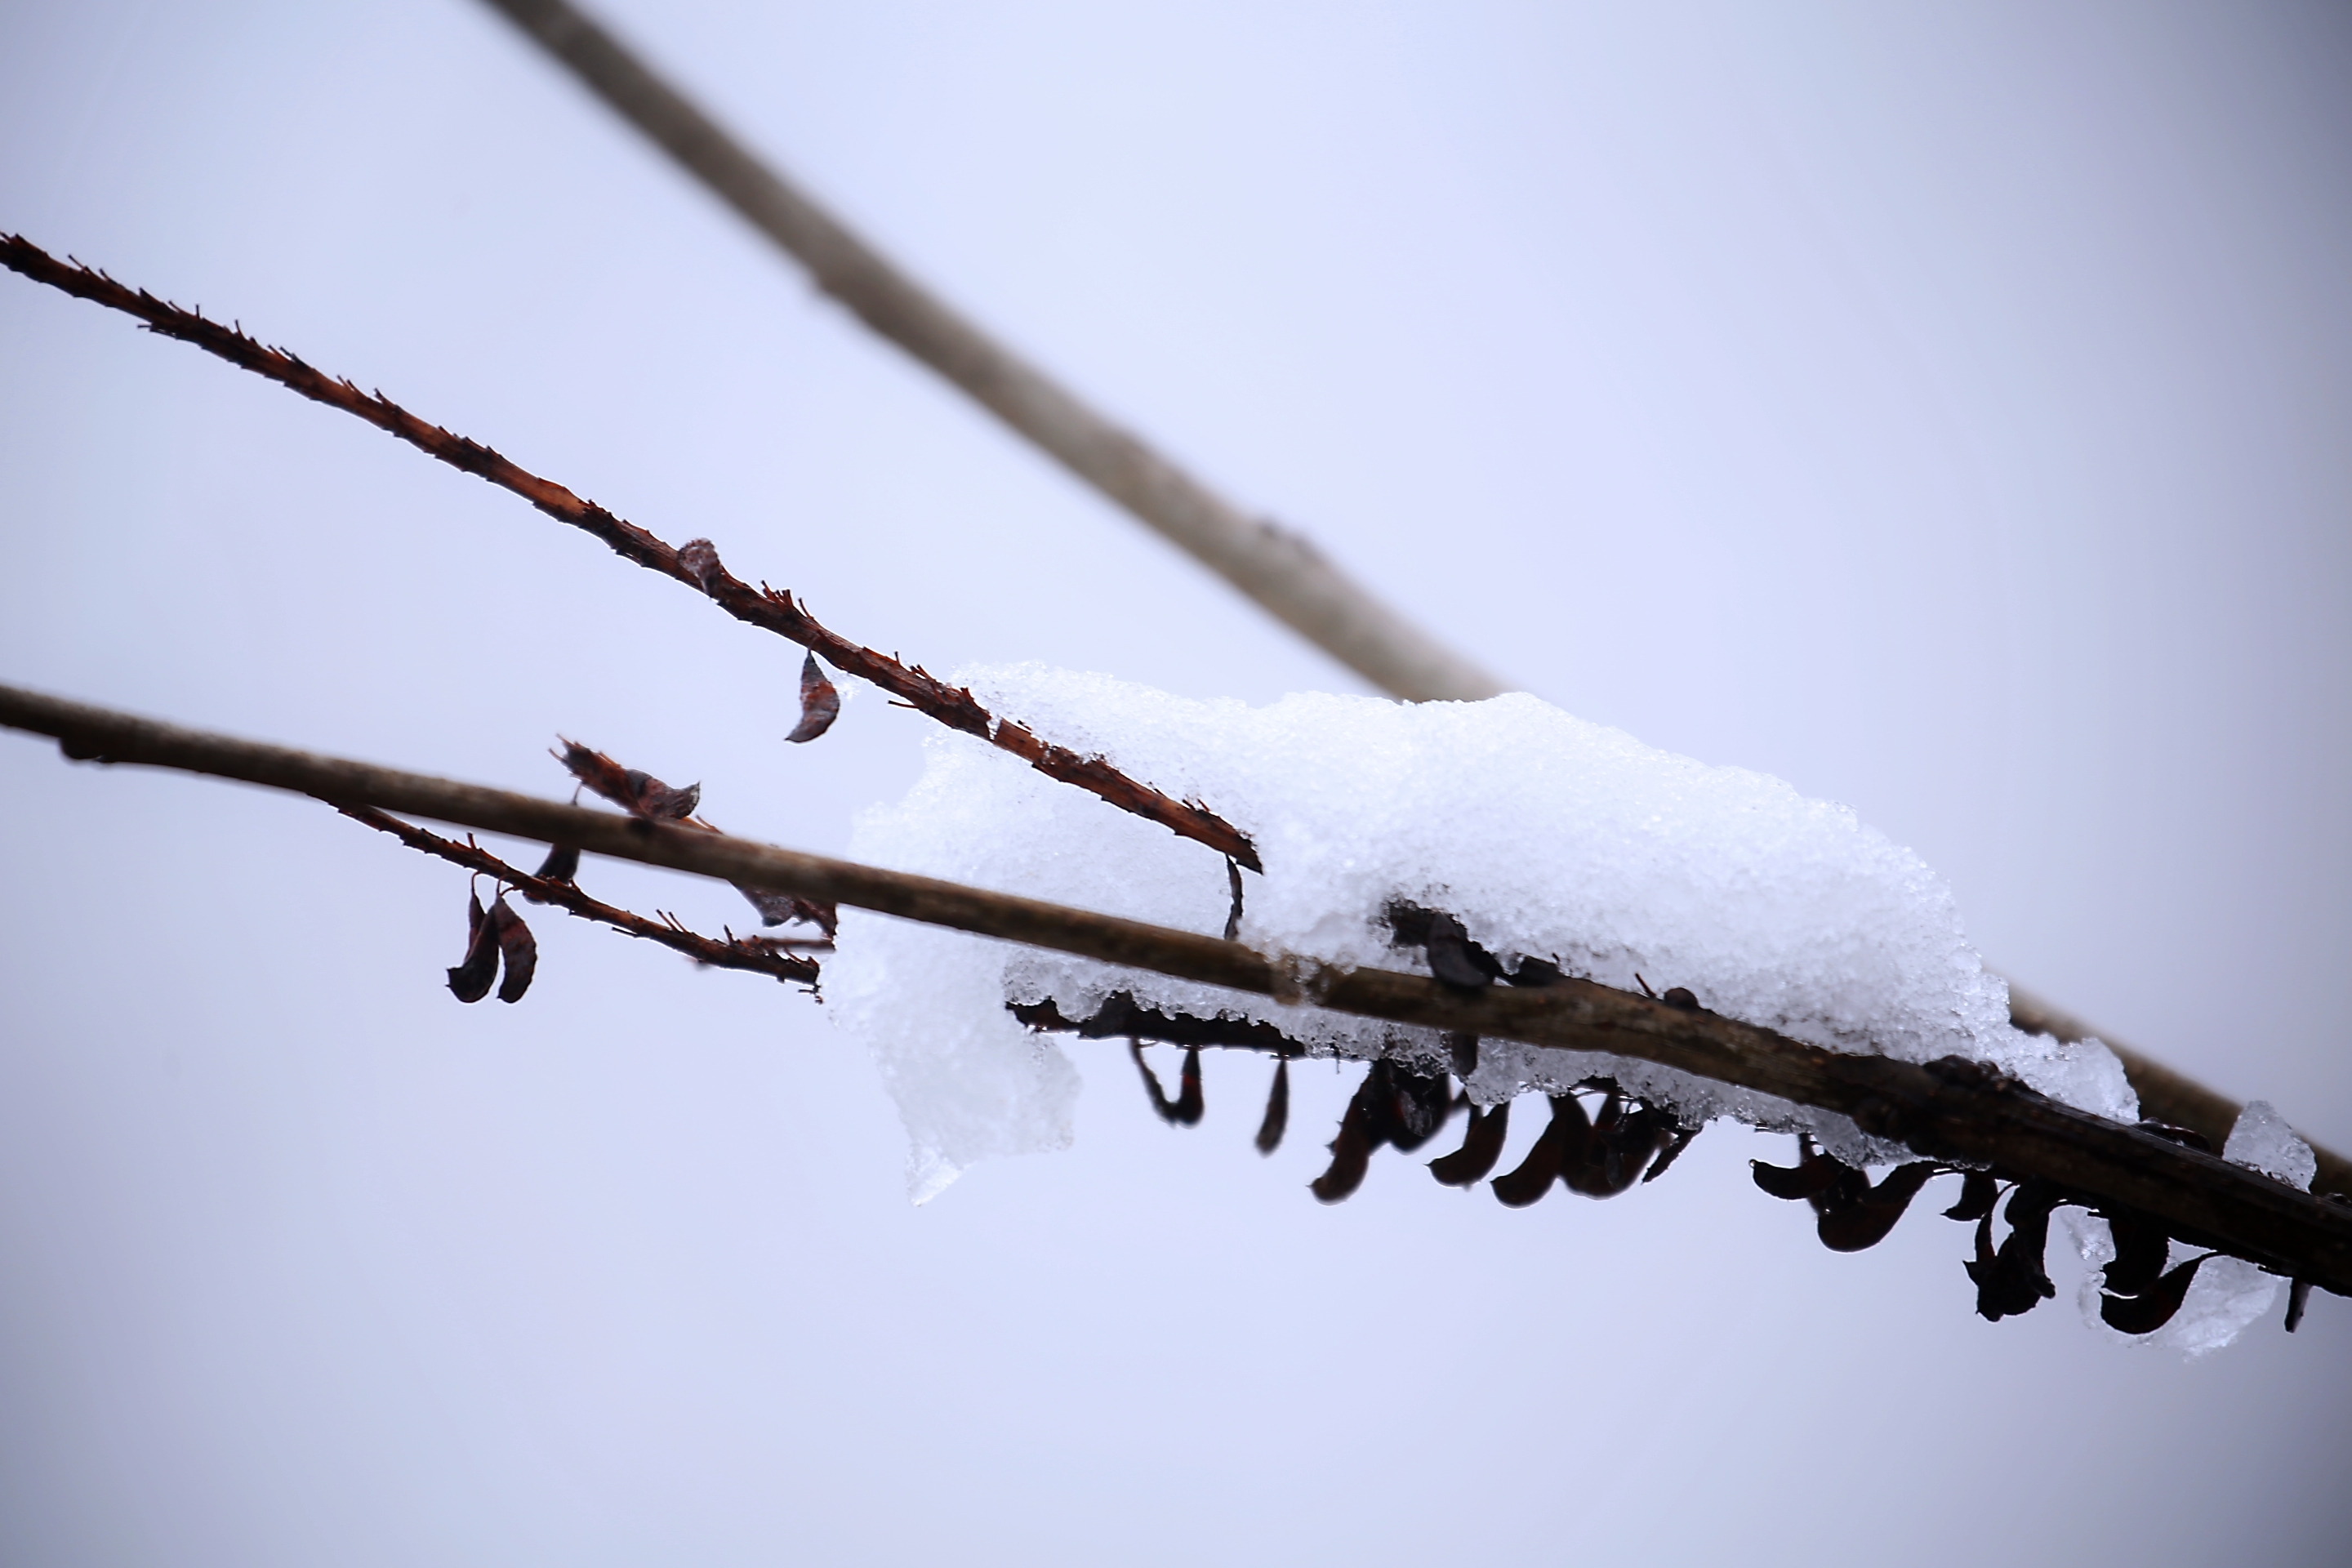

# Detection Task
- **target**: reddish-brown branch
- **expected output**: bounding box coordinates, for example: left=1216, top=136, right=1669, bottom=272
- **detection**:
left=339, top=804, right=822, bottom=986
left=6, top=679, right=2350, bottom=1298
left=0, top=233, right=1259, bottom=873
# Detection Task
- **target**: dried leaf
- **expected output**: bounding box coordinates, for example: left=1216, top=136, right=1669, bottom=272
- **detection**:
left=1430, top=1099, right=1511, bottom=1187
left=1129, top=1040, right=1196, bottom=1126
left=1223, top=857, right=1245, bottom=943
left=1752, top=1153, right=1853, bottom=1203
left=445, top=890, right=498, bottom=1003
left=491, top=898, right=537, bottom=1003
left=1943, top=1170, right=1999, bottom=1221
left=1492, top=1095, right=1584, bottom=1207
left=1563, top=1093, right=1659, bottom=1197
left=734, top=884, right=838, bottom=935
left=555, top=738, right=700, bottom=821
left=1443, top=1031, right=1479, bottom=1078
left=2102, top=1214, right=2172, bottom=1298
left=532, top=843, right=581, bottom=884
left=1369, top=1062, right=1456, bottom=1153
left=1508, top=956, right=1564, bottom=987
left=1967, top=1182, right=2061, bottom=1321
left=1254, top=1056, right=1289, bottom=1156
left=1310, top=1097, right=1374, bottom=1203
left=1816, top=1162, right=1936, bottom=1252
left=1424, top=911, right=1499, bottom=989
left=2100, top=1254, right=2211, bottom=1336
left=1642, top=1121, right=1700, bottom=1183
left=2286, top=1278, right=2312, bottom=1333
left=1173, top=1046, right=1203, bottom=1125
left=784, top=650, right=841, bottom=743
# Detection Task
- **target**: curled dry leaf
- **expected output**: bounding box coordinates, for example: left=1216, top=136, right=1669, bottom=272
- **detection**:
left=1815, top=1162, right=1937, bottom=1253
left=1254, top=1056, right=1289, bottom=1155
left=1310, top=1096, right=1374, bottom=1203
left=1943, top=1170, right=2000, bottom=1222
left=532, top=843, right=581, bottom=884
left=1643, top=1122, right=1700, bottom=1183
left=1429, top=1099, right=1510, bottom=1187
left=2103, top=1214, right=2172, bottom=1298
left=1751, top=1152, right=1853, bottom=1203
left=1565, top=1094, right=1670, bottom=1197
left=1129, top=1041, right=1204, bottom=1127
left=2100, top=1254, right=2211, bottom=1336
left=1493, top=1095, right=1583, bottom=1208
left=784, top=651, right=841, bottom=743
left=1967, top=1182, right=2061, bottom=1321
left=491, top=898, right=537, bottom=1004
left=446, top=891, right=499, bottom=1003
left=554, top=738, right=701, bottom=821
left=735, top=884, right=839, bottom=935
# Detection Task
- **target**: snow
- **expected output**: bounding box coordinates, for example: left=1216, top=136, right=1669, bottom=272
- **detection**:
left=2223, top=1099, right=2317, bottom=1192
left=826, top=668, right=2139, bottom=1202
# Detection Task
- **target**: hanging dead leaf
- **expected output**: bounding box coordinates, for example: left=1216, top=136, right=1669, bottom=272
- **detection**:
left=1429, top=1099, right=1510, bottom=1187
left=491, top=898, right=537, bottom=1004
left=1816, top=1162, right=1937, bottom=1252
left=445, top=890, right=498, bottom=1003
left=784, top=650, right=841, bottom=743
left=2100, top=1254, right=2211, bottom=1335
left=1254, top=1056, right=1290, bottom=1155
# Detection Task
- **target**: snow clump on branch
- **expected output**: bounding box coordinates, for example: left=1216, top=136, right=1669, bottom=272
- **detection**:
left=826, top=667, right=2136, bottom=1203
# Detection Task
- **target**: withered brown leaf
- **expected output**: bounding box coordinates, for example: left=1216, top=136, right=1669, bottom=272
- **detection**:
left=555, top=738, right=701, bottom=821
left=1254, top=1055, right=1290, bottom=1155
left=1815, top=1162, right=1936, bottom=1252
left=735, top=884, right=839, bottom=935
left=445, top=890, right=498, bottom=1004
left=2100, top=1254, right=2210, bottom=1336
left=1429, top=1099, right=1510, bottom=1187
left=491, top=898, right=537, bottom=1004
left=784, top=651, right=841, bottom=743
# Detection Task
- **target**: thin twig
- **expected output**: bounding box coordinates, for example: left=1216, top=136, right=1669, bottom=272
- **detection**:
left=0, top=234, right=1258, bottom=873
left=476, top=0, right=1502, bottom=707
left=338, top=804, right=822, bottom=986
left=4, top=679, right=2346, bottom=1294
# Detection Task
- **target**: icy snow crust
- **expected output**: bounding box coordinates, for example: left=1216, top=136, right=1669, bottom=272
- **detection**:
left=827, top=668, right=2137, bottom=1204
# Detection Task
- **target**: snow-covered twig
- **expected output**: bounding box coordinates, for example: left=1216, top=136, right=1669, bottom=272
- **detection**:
left=4, top=679, right=2346, bottom=1303
left=0, top=234, right=1258, bottom=873
left=337, top=804, right=823, bottom=987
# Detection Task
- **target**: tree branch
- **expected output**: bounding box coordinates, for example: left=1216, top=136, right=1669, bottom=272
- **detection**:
left=5, top=679, right=2346, bottom=1297
left=336, top=804, right=822, bottom=987
left=476, top=0, right=1502, bottom=707
left=0, top=234, right=1258, bottom=873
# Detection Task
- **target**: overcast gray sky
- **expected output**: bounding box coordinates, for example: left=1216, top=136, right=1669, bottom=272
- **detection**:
left=3, top=2, right=2350, bottom=1562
